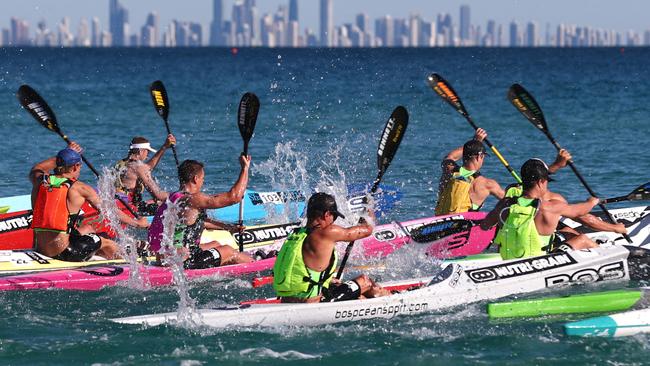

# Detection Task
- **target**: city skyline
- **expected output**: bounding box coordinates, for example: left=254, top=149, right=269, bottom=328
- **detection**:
left=5, top=0, right=650, bottom=36
left=2, top=0, right=650, bottom=47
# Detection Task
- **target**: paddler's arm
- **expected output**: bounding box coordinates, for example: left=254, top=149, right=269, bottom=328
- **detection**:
left=29, top=157, right=56, bottom=185
left=192, top=155, right=250, bottom=209
left=574, top=213, right=628, bottom=234
left=79, top=182, right=149, bottom=228
left=547, top=197, right=600, bottom=219
left=145, top=134, right=176, bottom=170
left=135, top=164, right=169, bottom=201
left=324, top=220, right=374, bottom=242
left=204, top=218, right=242, bottom=233
left=548, top=149, right=571, bottom=174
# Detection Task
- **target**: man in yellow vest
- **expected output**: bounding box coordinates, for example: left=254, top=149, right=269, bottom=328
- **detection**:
left=435, top=128, right=504, bottom=215
left=481, top=158, right=604, bottom=259
left=273, top=193, right=390, bottom=303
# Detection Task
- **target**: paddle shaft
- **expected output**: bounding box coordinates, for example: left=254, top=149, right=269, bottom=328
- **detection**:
left=541, top=131, right=632, bottom=243
left=237, top=145, right=249, bottom=252
left=162, top=118, right=180, bottom=168
left=56, top=132, right=140, bottom=219
left=463, top=114, right=522, bottom=184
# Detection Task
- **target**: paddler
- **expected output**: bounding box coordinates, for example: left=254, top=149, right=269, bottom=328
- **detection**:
left=273, top=192, right=390, bottom=303
left=435, top=128, right=570, bottom=215
left=147, top=158, right=253, bottom=269
left=502, top=150, right=627, bottom=249
left=481, top=158, right=604, bottom=259
left=114, top=135, right=176, bottom=215
left=30, top=143, right=149, bottom=261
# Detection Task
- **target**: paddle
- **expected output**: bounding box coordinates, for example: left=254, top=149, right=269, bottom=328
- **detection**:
left=149, top=80, right=179, bottom=168
left=336, top=106, right=409, bottom=279
left=601, top=182, right=650, bottom=204
left=409, top=219, right=476, bottom=244
left=236, top=92, right=260, bottom=252
left=427, top=73, right=522, bottom=184
left=16, top=85, right=140, bottom=219
left=507, top=83, right=632, bottom=243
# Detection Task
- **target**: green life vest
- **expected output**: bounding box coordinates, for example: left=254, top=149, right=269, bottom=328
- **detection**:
left=272, top=227, right=336, bottom=298
left=495, top=197, right=548, bottom=260
left=435, top=167, right=478, bottom=215
left=504, top=184, right=523, bottom=198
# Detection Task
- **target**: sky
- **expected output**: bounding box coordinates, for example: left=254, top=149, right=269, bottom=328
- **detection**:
left=3, top=0, right=649, bottom=36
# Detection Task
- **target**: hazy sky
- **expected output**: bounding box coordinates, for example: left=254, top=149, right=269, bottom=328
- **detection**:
left=4, top=0, right=649, bottom=35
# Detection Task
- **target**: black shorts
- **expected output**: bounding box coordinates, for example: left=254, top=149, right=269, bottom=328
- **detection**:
left=54, top=233, right=102, bottom=262
left=322, top=280, right=362, bottom=302
left=183, top=247, right=222, bottom=270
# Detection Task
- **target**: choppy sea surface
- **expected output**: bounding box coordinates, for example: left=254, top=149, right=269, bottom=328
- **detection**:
left=0, top=47, right=649, bottom=365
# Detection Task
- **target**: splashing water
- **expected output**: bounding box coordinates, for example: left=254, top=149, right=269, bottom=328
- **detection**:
left=253, top=141, right=311, bottom=224
left=156, top=196, right=201, bottom=327
left=97, top=166, right=147, bottom=289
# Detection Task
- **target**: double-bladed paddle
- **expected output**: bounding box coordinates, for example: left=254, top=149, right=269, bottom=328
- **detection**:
left=601, top=182, right=650, bottom=204
left=507, top=83, right=632, bottom=243
left=336, top=106, right=409, bottom=279
left=149, top=80, right=179, bottom=168
left=236, top=92, right=260, bottom=252
left=427, top=73, right=522, bottom=184
left=16, top=85, right=140, bottom=219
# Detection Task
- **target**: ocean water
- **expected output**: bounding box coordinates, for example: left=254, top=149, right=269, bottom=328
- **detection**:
left=0, top=47, right=649, bottom=365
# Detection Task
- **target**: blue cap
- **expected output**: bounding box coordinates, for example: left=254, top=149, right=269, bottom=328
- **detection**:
left=56, top=148, right=82, bottom=167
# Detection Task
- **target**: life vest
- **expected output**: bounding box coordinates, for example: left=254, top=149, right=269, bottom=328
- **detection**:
left=148, top=191, right=206, bottom=253
left=273, top=227, right=337, bottom=298
left=504, top=183, right=523, bottom=198
left=114, top=159, right=145, bottom=205
left=495, top=197, right=547, bottom=259
left=435, top=167, right=478, bottom=215
left=32, top=175, right=78, bottom=232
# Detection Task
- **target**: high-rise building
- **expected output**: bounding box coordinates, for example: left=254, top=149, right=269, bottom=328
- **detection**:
left=460, top=5, right=470, bottom=43
left=320, top=0, right=333, bottom=46
left=91, top=17, right=101, bottom=47
left=10, top=17, right=30, bottom=45
left=109, top=0, right=129, bottom=46
left=77, top=18, right=91, bottom=46
left=375, top=16, right=394, bottom=47
left=409, top=15, right=420, bottom=47
left=289, top=0, right=299, bottom=23
left=525, top=21, right=538, bottom=46
left=355, top=13, right=369, bottom=33
left=509, top=21, right=520, bottom=47
left=141, top=12, right=159, bottom=47
left=210, top=0, right=224, bottom=45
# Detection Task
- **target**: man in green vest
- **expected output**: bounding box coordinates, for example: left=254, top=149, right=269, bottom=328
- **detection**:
left=481, top=158, right=602, bottom=259
left=273, top=192, right=390, bottom=303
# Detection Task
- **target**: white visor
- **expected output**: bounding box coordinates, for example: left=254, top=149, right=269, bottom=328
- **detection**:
left=129, top=143, right=157, bottom=153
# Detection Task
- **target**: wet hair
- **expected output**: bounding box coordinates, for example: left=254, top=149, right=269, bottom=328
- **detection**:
left=128, top=136, right=150, bottom=156
left=462, top=139, right=486, bottom=162
left=178, top=159, right=205, bottom=184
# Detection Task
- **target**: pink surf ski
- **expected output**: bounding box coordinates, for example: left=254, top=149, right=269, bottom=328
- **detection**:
left=0, top=212, right=494, bottom=291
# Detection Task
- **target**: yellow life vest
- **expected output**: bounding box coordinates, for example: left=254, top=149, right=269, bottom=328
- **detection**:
left=435, top=167, right=476, bottom=215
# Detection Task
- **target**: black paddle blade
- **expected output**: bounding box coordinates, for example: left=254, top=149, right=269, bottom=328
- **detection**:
left=16, top=85, right=61, bottom=134
left=427, top=73, right=468, bottom=116
left=150, top=80, right=170, bottom=121
left=377, top=106, right=409, bottom=175
left=628, top=182, right=650, bottom=201
left=508, top=84, right=548, bottom=133
left=410, top=219, right=474, bottom=244
left=237, top=92, right=260, bottom=143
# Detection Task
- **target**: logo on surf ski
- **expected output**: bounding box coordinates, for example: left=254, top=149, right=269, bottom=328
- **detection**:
left=373, top=229, right=397, bottom=242
left=545, top=261, right=626, bottom=287
left=466, top=253, right=577, bottom=283
left=248, top=191, right=305, bottom=205
left=233, top=222, right=301, bottom=245
left=0, top=211, right=32, bottom=234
